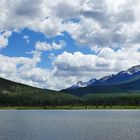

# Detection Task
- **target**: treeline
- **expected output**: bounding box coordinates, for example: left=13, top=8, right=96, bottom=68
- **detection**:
left=0, top=93, right=140, bottom=107
left=84, top=94, right=140, bottom=106
left=0, top=94, right=80, bottom=106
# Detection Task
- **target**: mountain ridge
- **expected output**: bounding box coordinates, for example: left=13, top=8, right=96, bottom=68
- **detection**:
left=62, top=65, right=140, bottom=96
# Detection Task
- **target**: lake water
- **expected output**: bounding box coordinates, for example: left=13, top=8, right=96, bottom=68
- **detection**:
left=0, top=110, right=140, bottom=140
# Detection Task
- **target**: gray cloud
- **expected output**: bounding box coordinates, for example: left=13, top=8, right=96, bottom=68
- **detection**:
left=81, top=10, right=107, bottom=22
left=15, top=0, right=43, bottom=18
left=53, top=2, right=78, bottom=19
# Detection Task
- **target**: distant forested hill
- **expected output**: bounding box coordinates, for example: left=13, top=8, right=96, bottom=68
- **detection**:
left=0, top=77, right=140, bottom=107
left=0, top=77, right=78, bottom=106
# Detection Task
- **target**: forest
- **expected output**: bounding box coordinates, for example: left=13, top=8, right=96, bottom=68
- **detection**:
left=0, top=77, right=140, bottom=108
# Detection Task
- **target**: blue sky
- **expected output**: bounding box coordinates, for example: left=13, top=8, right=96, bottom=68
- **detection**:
left=0, top=0, right=140, bottom=90
left=1, top=28, right=93, bottom=68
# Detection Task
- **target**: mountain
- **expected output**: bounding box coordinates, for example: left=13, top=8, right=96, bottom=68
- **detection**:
left=0, top=77, right=77, bottom=106
left=67, top=81, right=89, bottom=89
left=67, top=78, right=97, bottom=89
left=0, top=76, right=51, bottom=94
left=89, top=65, right=140, bottom=86
left=62, top=65, right=140, bottom=96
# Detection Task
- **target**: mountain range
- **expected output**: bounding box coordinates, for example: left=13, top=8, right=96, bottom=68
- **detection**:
left=0, top=65, right=140, bottom=106
left=62, top=65, right=140, bottom=96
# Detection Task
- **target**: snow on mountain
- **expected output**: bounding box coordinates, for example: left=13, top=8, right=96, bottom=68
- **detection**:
left=67, top=81, right=88, bottom=89
left=75, top=81, right=88, bottom=87
left=87, top=78, right=97, bottom=85
left=127, top=65, right=140, bottom=74
left=97, top=75, right=115, bottom=82
left=67, top=78, right=97, bottom=89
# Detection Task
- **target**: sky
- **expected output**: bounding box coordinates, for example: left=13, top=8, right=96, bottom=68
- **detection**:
left=0, top=0, right=140, bottom=90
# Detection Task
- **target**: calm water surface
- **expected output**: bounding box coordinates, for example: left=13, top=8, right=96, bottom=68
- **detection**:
left=0, top=110, right=140, bottom=140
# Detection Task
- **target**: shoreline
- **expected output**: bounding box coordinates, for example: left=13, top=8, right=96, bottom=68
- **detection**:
left=0, top=106, right=140, bottom=110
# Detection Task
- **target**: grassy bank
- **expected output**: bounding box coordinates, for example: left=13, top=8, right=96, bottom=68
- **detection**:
left=0, top=105, right=140, bottom=110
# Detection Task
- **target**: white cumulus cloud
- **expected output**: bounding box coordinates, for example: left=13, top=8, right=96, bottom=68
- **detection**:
left=35, top=40, right=66, bottom=51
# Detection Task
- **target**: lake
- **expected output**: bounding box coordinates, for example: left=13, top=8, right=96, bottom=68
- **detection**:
left=0, top=110, right=140, bottom=140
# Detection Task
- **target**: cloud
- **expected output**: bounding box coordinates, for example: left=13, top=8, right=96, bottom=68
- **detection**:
left=0, top=0, right=45, bottom=31
left=0, top=31, right=12, bottom=49
left=54, top=48, right=140, bottom=79
left=62, top=0, right=140, bottom=51
left=0, top=0, right=140, bottom=48
left=52, top=1, right=80, bottom=19
left=0, top=47, right=140, bottom=90
left=14, top=0, right=43, bottom=18
left=35, top=40, right=66, bottom=51
left=23, top=35, right=30, bottom=44
left=0, top=53, right=80, bottom=90
left=0, top=53, right=52, bottom=88
left=0, top=0, right=140, bottom=90
left=30, top=17, right=63, bottom=37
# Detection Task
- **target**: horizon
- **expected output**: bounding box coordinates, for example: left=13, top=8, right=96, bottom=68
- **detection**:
left=0, top=61, right=140, bottom=91
left=0, top=0, right=140, bottom=90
